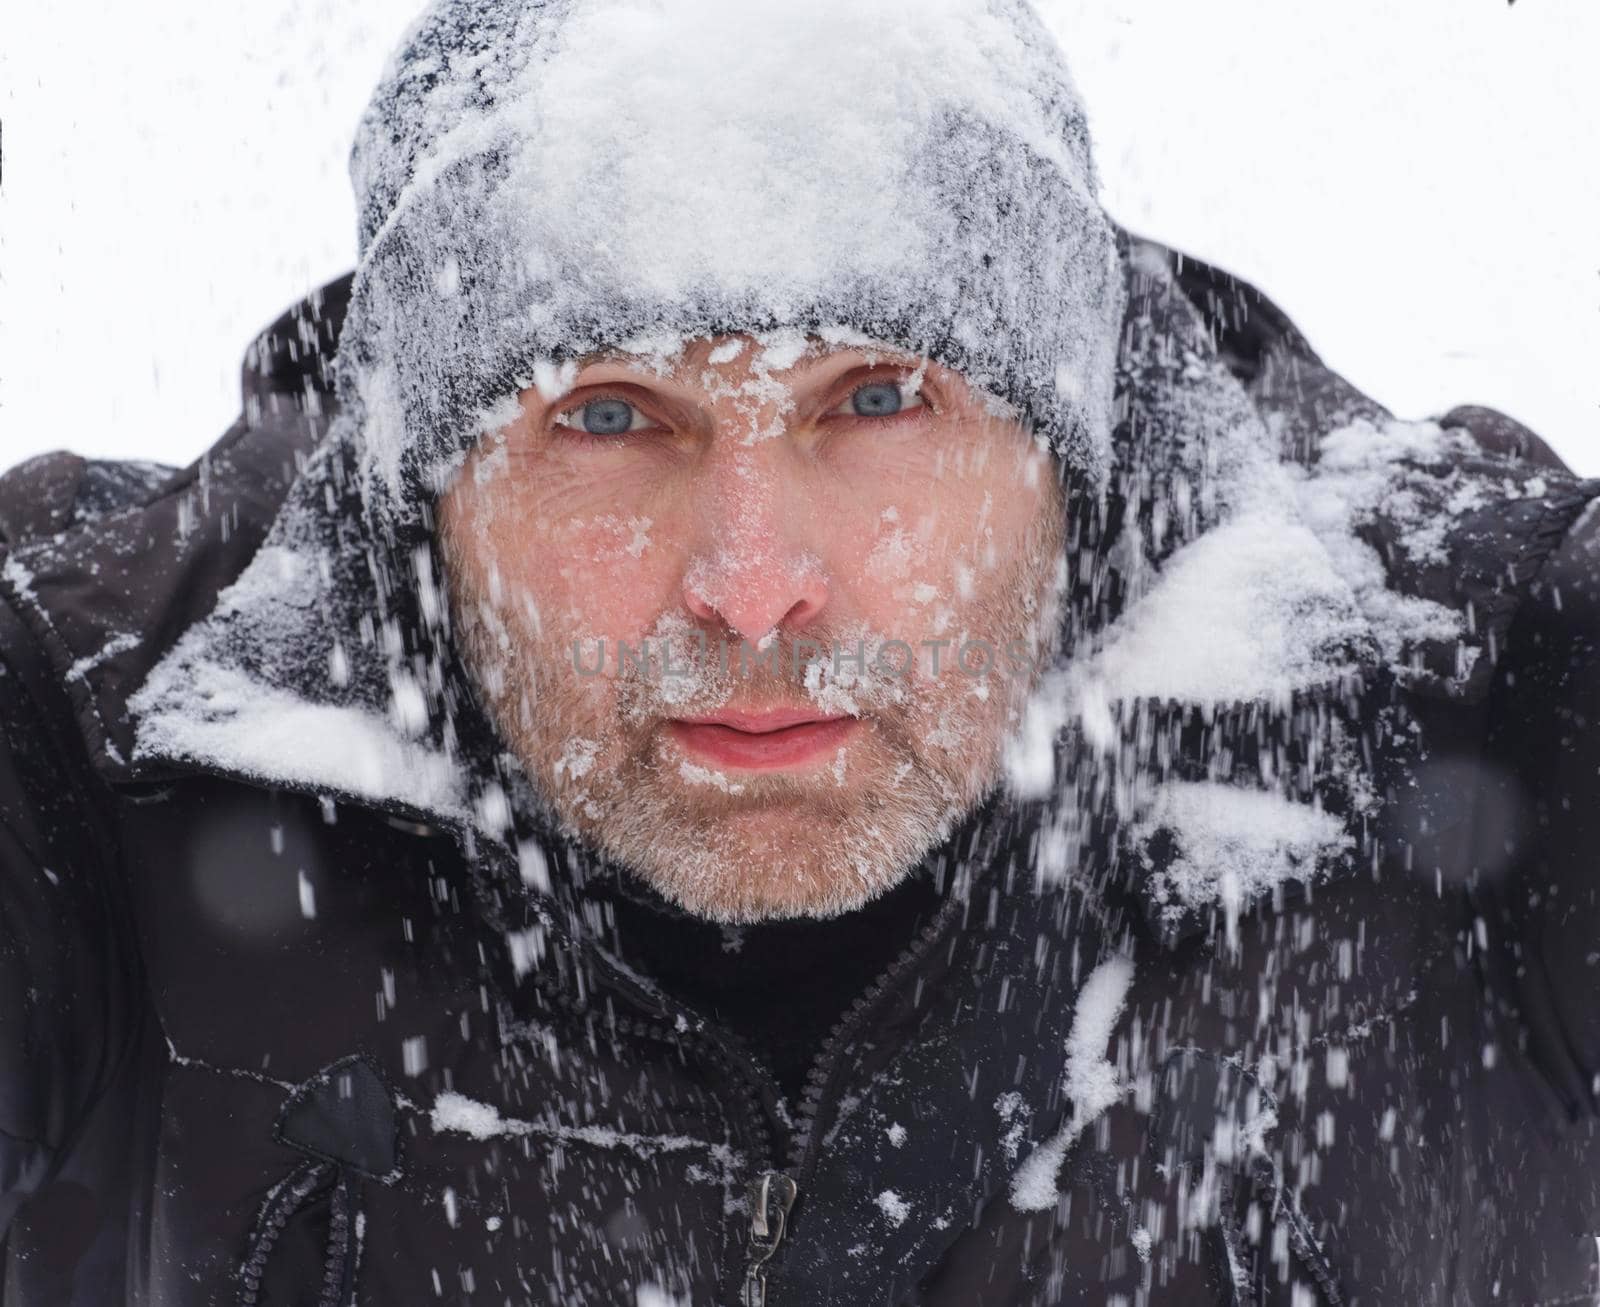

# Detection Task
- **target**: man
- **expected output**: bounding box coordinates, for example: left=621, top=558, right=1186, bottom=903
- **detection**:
left=2, top=1, right=1597, bottom=1303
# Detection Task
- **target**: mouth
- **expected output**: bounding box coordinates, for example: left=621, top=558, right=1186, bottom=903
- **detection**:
left=667, top=709, right=860, bottom=771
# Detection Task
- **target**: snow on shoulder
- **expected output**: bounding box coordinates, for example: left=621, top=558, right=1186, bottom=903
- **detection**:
left=129, top=536, right=468, bottom=822
left=1083, top=503, right=1367, bottom=708
left=132, top=656, right=466, bottom=820
left=1004, top=386, right=1527, bottom=925
left=1132, top=782, right=1352, bottom=948
left=127, top=447, right=474, bottom=824
left=1010, top=954, right=1135, bottom=1212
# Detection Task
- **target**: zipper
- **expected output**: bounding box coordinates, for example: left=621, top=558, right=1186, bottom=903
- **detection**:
left=741, top=1170, right=799, bottom=1307
left=783, top=807, right=1020, bottom=1182
left=786, top=897, right=967, bottom=1178
left=586, top=919, right=954, bottom=1304
left=753, top=833, right=1003, bottom=1299
left=581, top=949, right=784, bottom=1160
left=577, top=948, right=793, bottom=1301
left=555, top=827, right=1003, bottom=1304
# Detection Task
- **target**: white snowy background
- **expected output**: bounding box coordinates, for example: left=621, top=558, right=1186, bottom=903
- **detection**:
left=1, top=1, right=1595, bottom=473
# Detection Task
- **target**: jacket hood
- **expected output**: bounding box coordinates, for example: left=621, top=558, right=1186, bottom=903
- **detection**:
left=80, top=236, right=1587, bottom=944
left=1, top=237, right=1586, bottom=945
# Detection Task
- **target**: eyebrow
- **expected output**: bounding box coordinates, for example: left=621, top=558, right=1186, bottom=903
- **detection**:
left=574, top=339, right=931, bottom=382
left=570, top=335, right=730, bottom=370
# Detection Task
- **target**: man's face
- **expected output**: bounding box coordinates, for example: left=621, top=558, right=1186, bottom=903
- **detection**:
left=437, top=336, right=1065, bottom=922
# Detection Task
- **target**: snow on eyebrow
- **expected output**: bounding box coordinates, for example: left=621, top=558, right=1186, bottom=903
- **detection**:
left=816, top=325, right=882, bottom=351
left=1010, top=954, right=1135, bottom=1211
left=532, top=359, right=579, bottom=403
left=750, top=329, right=810, bottom=376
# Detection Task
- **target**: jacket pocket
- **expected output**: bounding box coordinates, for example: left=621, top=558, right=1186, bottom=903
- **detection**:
left=238, top=1055, right=399, bottom=1306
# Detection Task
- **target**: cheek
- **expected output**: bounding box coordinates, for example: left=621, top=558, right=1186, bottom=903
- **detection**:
left=519, top=513, right=688, bottom=645
left=552, top=513, right=661, bottom=580
left=826, top=465, right=1053, bottom=654
left=846, top=515, right=945, bottom=638
left=839, top=502, right=1004, bottom=637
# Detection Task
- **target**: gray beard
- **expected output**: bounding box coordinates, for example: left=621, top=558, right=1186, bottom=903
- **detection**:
left=442, top=515, right=1065, bottom=924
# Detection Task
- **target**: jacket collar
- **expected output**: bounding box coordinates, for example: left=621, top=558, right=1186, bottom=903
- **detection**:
left=0, top=280, right=351, bottom=782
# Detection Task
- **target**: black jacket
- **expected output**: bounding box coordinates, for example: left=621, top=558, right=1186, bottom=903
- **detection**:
left=3, top=240, right=1599, bottom=1306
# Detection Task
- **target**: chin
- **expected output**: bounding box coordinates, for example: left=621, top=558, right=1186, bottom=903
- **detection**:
left=644, top=865, right=900, bottom=926
left=596, top=788, right=964, bottom=925
left=530, top=719, right=992, bottom=921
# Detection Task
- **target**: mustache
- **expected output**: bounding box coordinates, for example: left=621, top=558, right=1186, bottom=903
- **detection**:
left=601, top=617, right=914, bottom=722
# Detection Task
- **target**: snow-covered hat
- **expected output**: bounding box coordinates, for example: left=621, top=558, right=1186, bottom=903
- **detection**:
left=337, top=0, right=1127, bottom=530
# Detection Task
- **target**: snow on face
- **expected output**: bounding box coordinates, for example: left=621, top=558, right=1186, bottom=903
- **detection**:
left=437, top=336, right=1066, bottom=922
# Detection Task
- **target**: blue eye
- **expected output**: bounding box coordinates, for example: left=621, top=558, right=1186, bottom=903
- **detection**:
left=573, top=398, right=637, bottom=435
left=851, top=382, right=904, bottom=417
left=832, top=379, right=926, bottom=421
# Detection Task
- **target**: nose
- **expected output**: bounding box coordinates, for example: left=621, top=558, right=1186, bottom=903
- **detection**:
left=681, top=449, right=829, bottom=646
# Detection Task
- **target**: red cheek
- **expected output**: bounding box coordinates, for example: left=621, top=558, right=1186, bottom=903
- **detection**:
left=526, top=525, right=683, bottom=640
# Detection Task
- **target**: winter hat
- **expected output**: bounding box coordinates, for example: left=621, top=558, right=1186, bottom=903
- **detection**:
left=336, top=0, right=1127, bottom=533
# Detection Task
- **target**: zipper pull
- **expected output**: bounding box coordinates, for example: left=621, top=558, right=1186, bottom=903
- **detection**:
left=741, top=1170, right=799, bottom=1307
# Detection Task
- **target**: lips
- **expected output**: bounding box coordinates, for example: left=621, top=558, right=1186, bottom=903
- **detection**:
left=668, top=709, right=859, bottom=771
